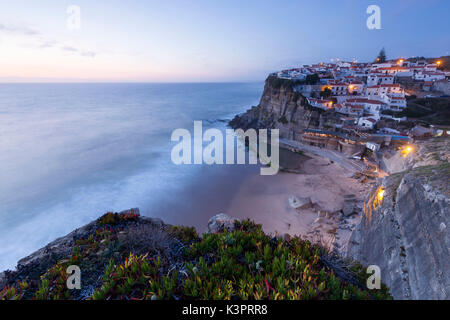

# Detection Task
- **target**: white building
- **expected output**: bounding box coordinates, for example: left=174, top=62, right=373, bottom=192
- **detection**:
left=307, top=98, right=334, bottom=110
left=357, top=117, right=377, bottom=129
left=425, top=64, right=438, bottom=72
left=371, top=62, right=395, bottom=70
left=334, top=103, right=364, bottom=117
left=366, top=84, right=404, bottom=98
left=321, top=80, right=348, bottom=96
left=367, top=74, right=395, bottom=86
left=414, top=71, right=446, bottom=81
left=375, top=66, right=410, bottom=76
left=383, top=95, right=407, bottom=110
left=346, top=98, right=386, bottom=115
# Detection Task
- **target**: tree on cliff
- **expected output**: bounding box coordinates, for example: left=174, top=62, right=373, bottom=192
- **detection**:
left=375, top=48, right=387, bottom=63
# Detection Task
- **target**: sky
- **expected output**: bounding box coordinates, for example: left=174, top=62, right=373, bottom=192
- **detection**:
left=0, top=0, right=449, bottom=82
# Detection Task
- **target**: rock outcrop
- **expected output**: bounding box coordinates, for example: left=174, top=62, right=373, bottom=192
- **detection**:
left=288, top=196, right=312, bottom=209
left=0, top=208, right=167, bottom=296
left=207, top=213, right=239, bottom=233
left=347, top=163, right=450, bottom=299
left=229, top=75, right=324, bottom=140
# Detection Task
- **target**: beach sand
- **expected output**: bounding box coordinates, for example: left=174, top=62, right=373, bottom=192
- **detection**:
left=226, top=150, right=367, bottom=252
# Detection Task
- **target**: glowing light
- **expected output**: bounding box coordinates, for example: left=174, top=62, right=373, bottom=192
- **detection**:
left=377, top=188, right=385, bottom=202
left=397, top=59, right=404, bottom=65
left=436, top=60, right=442, bottom=66
left=401, top=145, right=414, bottom=158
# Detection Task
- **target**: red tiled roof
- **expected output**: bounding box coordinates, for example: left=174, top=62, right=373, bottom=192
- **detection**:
left=376, top=67, right=409, bottom=71
left=368, top=84, right=401, bottom=89
left=424, top=71, right=445, bottom=75
left=346, top=98, right=385, bottom=105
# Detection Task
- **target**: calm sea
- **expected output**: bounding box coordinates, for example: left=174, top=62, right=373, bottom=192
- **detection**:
left=0, top=82, right=263, bottom=271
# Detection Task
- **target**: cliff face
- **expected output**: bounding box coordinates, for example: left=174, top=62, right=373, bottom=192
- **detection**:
left=229, top=76, right=322, bottom=140
left=347, top=162, right=450, bottom=300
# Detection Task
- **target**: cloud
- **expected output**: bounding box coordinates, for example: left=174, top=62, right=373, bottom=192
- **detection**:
left=0, top=22, right=97, bottom=58
left=0, top=23, right=40, bottom=36
left=61, top=46, right=96, bottom=58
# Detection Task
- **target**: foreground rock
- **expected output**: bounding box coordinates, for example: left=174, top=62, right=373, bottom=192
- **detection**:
left=0, top=209, right=173, bottom=299
left=207, top=213, right=239, bottom=233
left=288, top=196, right=312, bottom=209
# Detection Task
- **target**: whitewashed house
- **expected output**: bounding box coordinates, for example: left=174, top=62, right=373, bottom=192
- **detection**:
left=357, top=117, right=377, bottom=129
left=334, top=103, right=364, bottom=117
left=307, top=98, right=334, bottom=110
left=414, top=71, right=446, bottom=81
left=346, top=98, right=386, bottom=116
left=366, top=84, right=404, bottom=98
left=367, top=74, right=395, bottom=86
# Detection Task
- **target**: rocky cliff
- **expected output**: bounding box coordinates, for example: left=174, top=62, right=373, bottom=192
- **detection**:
left=347, top=141, right=449, bottom=299
left=229, top=75, right=325, bottom=140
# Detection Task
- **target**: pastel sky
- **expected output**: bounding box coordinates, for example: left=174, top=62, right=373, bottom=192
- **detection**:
left=0, top=0, right=449, bottom=82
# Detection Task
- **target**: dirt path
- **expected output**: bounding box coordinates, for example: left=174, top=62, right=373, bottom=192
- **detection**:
left=279, top=138, right=366, bottom=173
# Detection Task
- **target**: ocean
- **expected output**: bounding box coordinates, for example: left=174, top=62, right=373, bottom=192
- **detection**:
left=0, top=82, right=263, bottom=271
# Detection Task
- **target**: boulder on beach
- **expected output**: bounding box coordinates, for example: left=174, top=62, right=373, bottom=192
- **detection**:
left=288, top=196, right=312, bottom=209
left=207, top=213, right=239, bottom=233
left=342, top=194, right=357, bottom=217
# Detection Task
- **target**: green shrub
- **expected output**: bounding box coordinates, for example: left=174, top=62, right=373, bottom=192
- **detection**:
left=97, top=210, right=140, bottom=226
left=92, top=220, right=392, bottom=300
left=0, top=281, right=28, bottom=300
left=4, top=217, right=392, bottom=300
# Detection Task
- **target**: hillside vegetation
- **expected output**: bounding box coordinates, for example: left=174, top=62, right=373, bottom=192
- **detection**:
left=0, top=212, right=391, bottom=300
left=391, top=97, right=450, bottom=125
left=407, top=55, right=450, bottom=71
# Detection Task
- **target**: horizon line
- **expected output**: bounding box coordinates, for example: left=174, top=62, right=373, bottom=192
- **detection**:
left=0, top=80, right=266, bottom=84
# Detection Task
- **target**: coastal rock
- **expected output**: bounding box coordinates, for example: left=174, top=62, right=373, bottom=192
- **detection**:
left=229, top=75, right=321, bottom=142
left=119, top=208, right=140, bottom=215
left=288, top=196, right=312, bottom=209
left=0, top=271, right=5, bottom=288
left=207, top=214, right=239, bottom=233
left=342, top=194, right=357, bottom=217
left=347, top=164, right=450, bottom=300
left=0, top=209, right=177, bottom=298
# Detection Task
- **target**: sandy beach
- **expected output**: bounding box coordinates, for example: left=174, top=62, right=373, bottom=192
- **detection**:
left=226, top=147, right=368, bottom=252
